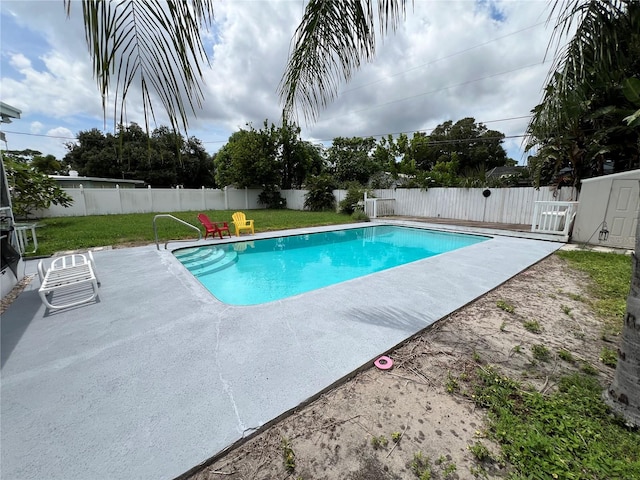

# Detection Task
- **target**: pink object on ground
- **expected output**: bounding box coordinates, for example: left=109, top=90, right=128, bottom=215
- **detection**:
left=374, top=355, right=394, bottom=370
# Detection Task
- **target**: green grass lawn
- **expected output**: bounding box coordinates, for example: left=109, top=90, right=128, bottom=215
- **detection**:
left=30, top=209, right=356, bottom=256
left=557, top=250, right=631, bottom=336
left=466, top=250, right=638, bottom=480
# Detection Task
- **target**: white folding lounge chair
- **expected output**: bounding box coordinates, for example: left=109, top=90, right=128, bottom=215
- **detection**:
left=38, top=252, right=100, bottom=310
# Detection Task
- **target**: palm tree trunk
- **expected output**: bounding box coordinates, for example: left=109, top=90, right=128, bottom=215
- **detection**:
left=603, top=203, right=640, bottom=426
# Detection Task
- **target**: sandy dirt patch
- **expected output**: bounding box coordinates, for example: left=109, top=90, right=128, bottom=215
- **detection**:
left=185, top=254, right=617, bottom=480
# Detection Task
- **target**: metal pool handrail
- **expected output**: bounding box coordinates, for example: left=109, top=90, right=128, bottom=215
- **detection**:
left=153, top=214, right=202, bottom=250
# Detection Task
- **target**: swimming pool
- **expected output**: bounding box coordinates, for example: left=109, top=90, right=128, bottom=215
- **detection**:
left=174, top=225, right=488, bottom=305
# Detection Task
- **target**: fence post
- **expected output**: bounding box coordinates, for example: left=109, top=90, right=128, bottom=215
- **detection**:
left=531, top=202, right=540, bottom=232
left=116, top=184, right=124, bottom=213
left=148, top=185, right=153, bottom=213
left=79, top=184, right=88, bottom=216
left=245, top=187, right=249, bottom=209
left=202, top=186, right=206, bottom=211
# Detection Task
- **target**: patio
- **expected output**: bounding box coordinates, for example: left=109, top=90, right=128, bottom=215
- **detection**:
left=0, top=221, right=562, bottom=479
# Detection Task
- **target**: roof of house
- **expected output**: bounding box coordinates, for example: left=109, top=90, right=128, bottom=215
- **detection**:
left=50, top=175, right=145, bottom=185
left=0, top=101, right=22, bottom=123
left=487, top=166, right=526, bottom=177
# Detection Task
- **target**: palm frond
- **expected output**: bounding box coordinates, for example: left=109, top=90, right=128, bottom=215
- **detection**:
left=528, top=0, right=636, bottom=144
left=65, top=0, right=214, bottom=134
left=279, top=0, right=407, bottom=123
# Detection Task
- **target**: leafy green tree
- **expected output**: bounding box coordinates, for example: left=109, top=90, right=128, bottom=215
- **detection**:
left=623, top=77, right=640, bottom=127
left=1, top=149, right=43, bottom=163
left=3, top=158, right=73, bottom=219
left=146, top=126, right=214, bottom=187
left=372, top=136, right=398, bottom=177
left=423, top=118, right=509, bottom=174
left=65, top=128, right=121, bottom=179
left=179, top=136, right=215, bottom=188
left=278, top=120, right=326, bottom=189
left=419, top=159, right=460, bottom=188
left=2, top=150, right=68, bottom=175
left=31, top=154, right=68, bottom=175
left=406, top=132, right=433, bottom=171
left=328, top=136, right=379, bottom=185
left=65, top=124, right=214, bottom=187
left=214, top=120, right=325, bottom=194
left=214, top=124, right=279, bottom=189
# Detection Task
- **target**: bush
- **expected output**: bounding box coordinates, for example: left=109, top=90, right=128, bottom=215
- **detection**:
left=351, top=210, right=370, bottom=222
left=304, top=174, right=337, bottom=211
left=339, top=183, right=366, bottom=215
left=258, top=185, right=287, bottom=209
left=4, top=159, right=73, bottom=219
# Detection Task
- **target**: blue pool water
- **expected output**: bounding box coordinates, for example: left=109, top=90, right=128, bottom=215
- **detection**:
left=174, top=225, right=488, bottom=305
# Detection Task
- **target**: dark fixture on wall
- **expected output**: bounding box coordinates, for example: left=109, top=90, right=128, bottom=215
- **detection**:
left=598, top=222, right=609, bottom=242
left=482, top=189, right=491, bottom=198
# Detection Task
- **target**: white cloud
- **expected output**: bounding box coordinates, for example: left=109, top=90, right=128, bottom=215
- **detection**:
left=3, top=51, right=102, bottom=119
left=30, top=121, right=43, bottom=134
left=1, top=0, right=559, bottom=162
left=9, top=53, right=31, bottom=70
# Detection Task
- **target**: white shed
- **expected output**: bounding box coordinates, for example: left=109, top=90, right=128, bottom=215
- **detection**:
left=572, top=169, right=639, bottom=249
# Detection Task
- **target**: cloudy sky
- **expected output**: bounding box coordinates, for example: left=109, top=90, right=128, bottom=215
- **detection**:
left=1, top=0, right=561, bottom=164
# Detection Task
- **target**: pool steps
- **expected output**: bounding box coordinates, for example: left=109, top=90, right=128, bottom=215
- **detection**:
left=174, top=247, right=238, bottom=276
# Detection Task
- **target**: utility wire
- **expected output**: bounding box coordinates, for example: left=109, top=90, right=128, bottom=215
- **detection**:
left=319, top=60, right=551, bottom=121
left=340, top=19, right=551, bottom=95
left=2, top=116, right=534, bottom=148
left=1, top=110, right=536, bottom=145
left=0, top=130, right=77, bottom=140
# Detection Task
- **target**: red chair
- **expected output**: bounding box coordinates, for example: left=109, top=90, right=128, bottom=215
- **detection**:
left=197, top=213, right=231, bottom=240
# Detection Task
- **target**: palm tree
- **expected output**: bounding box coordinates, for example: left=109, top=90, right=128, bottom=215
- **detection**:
left=527, top=0, right=639, bottom=426
left=525, top=1, right=640, bottom=187
left=65, top=0, right=215, bottom=134
left=279, top=0, right=407, bottom=123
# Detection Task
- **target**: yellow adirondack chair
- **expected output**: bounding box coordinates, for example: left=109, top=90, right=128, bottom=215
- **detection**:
left=232, top=211, right=255, bottom=236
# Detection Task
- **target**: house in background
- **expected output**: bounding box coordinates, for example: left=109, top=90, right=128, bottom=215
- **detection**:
left=1, top=101, right=24, bottom=299
left=486, top=166, right=530, bottom=186
left=50, top=171, right=145, bottom=189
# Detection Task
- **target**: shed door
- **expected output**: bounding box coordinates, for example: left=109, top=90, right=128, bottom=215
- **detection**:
left=605, top=179, right=639, bottom=248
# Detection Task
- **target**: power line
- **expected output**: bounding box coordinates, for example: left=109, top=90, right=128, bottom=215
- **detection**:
left=0, top=130, right=77, bottom=140
left=340, top=19, right=551, bottom=95
left=310, top=116, right=533, bottom=143
left=319, top=60, right=550, bottom=122
left=1, top=115, right=534, bottom=149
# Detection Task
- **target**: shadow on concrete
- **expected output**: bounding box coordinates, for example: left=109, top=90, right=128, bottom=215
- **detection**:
left=345, top=305, right=431, bottom=332
left=1, top=289, right=41, bottom=368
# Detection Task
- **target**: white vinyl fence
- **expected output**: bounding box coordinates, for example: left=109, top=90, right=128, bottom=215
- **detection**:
left=37, top=186, right=262, bottom=217
left=370, top=186, right=577, bottom=225
left=37, top=185, right=577, bottom=228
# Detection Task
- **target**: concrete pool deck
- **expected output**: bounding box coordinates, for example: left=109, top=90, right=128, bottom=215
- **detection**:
left=1, top=221, right=563, bottom=480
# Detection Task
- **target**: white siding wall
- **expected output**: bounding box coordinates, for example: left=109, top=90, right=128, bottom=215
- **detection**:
left=572, top=169, right=640, bottom=248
